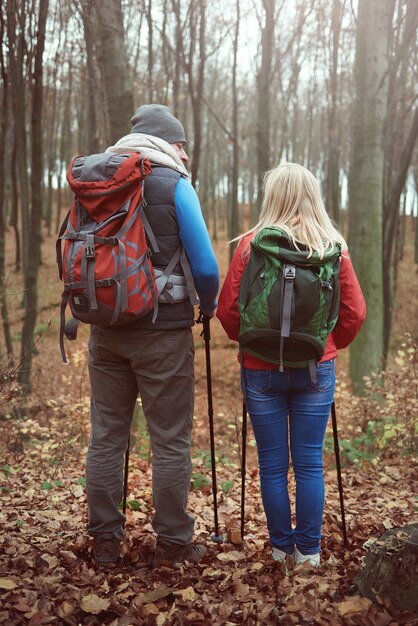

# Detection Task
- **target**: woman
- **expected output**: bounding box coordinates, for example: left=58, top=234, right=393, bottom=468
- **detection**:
left=217, top=163, right=366, bottom=566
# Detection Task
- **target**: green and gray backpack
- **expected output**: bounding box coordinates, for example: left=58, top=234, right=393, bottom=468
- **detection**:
left=238, top=227, right=341, bottom=378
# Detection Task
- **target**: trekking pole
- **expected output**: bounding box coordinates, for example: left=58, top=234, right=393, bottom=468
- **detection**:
left=240, top=399, right=248, bottom=540
left=122, top=434, right=130, bottom=515
left=199, top=312, right=223, bottom=543
left=331, top=401, right=348, bottom=549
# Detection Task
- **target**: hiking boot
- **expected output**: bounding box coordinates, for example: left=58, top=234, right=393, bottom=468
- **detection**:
left=92, top=533, right=121, bottom=565
left=294, top=546, right=320, bottom=567
left=152, top=539, right=207, bottom=567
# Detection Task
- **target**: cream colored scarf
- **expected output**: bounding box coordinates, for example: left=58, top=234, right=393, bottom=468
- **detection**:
left=106, top=133, right=189, bottom=177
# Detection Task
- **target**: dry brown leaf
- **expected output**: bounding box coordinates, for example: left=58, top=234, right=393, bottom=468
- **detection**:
left=234, top=580, right=250, bottom=598
left=218, top=601, right=234, bottom=618
left=80, top=593, right=111, bottom=614
left=0, top=578, right=17, bottom=590
left=229, top=529, right=243, bottom=545
left=13, top=603, right=33, bottom=612
left=142, top=603, right=159, bottom=615
left=251, top=562, right=264, bottom=571
left=41, top=553, right=59, bottom=569
left=173, top=586, right=197, bottom=601
left=135, top=585, right=173, bottom=604
left=156, top=612, right=168, bottom=626
left=216, top=550, right=243, bottom=562
left=202, top=567, right=224, bottom=577
left=60, top=602, right=75, bottom=617
left=336, top=596, right=373, bottom=617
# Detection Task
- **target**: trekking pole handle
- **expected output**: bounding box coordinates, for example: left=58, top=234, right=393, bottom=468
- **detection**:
left=196, top=309, right=211, bottom=341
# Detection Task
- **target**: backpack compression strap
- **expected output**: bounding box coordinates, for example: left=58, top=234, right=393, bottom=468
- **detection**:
left=279, top=264, right=295, bottom=372
left=180, top=249, right=199, bottom=306
left=279, top=263, right=317, bottom=383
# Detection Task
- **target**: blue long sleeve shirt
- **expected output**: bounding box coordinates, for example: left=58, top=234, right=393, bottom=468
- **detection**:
left=174, top=177, right=219, bottom=314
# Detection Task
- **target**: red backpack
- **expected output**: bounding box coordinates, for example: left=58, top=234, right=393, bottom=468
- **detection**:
left=57, top=152, right=159, bottom=362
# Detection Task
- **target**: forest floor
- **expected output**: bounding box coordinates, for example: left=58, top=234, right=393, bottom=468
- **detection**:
left=0, top=220, right=417, bottom=626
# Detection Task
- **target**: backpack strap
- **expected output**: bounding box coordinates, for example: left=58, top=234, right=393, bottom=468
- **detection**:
left=153, top=246, right=198, bottom=307
left=56, top=210, right=70, bottom=281
left=279, top=264, right=296, bottom=371
left=139, top=191, right=159, bottom=253
left=180, top=249, right=199, bottom=306
left=154, top=246, right=182, bottom=299
left=308, top=359, right=317, bottom=384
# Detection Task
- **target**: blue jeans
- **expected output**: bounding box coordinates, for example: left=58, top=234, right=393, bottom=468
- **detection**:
left=243, top=361, right=336, bottom=555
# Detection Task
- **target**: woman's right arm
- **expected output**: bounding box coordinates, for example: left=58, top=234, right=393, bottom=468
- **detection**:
left=332, top=252, right=366, bottom=349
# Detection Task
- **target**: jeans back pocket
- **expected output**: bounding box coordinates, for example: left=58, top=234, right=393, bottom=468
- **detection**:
left=244, top=369, right=272, bottom=394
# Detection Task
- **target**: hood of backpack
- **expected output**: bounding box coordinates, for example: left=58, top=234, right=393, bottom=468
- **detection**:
left=253, top=227, right=341, bottom=266
left=66, top=152, right=151, bottom=220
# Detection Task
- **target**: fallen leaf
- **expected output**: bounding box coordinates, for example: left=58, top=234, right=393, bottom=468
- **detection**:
left=135, top=585, right=173, bottom=604
left=202, top=567, right=224, bottom=577
left=336, top=596, right=373, bottom=617
left=0, top=578, right=17, bottom=590
left=142, top=603, right=159, bottom=616
left=60, top=602, right=75, bottom=617
left=229, top=529, right=243, bottom=545
left=13, top=603, right=33, bottom=612
left=41, top=553, right=59, bottom=569
left=234, top=581, right=250, bottom=598
left=80, top=594, right=111, bottom=614
left=251, top=562, right=264, bottom=571
left=174, top=586, right=197, bottom=601
left=217, top=551, right=243, bottom=562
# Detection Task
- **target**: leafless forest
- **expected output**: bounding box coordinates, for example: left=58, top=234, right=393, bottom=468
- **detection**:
left=0, top=0, right=417, bottom=388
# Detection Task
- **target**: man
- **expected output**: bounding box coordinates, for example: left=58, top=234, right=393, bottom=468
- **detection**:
left=87, top=104, right=219, bottom=566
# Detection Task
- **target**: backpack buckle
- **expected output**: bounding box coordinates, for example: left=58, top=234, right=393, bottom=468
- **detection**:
left=320, top=279, right=333, bottom=291
left=284, top=265, right=296, bottom=280
left=84, top=234, right=95, bottom=259
left=85, top=244, right=95, bottom=259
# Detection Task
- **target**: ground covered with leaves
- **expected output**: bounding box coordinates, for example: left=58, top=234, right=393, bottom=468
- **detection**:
left=1, top=230, right=417, bottom=625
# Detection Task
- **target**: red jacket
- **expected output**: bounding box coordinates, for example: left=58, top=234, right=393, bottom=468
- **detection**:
left=217, top=233, right=366, bottom=369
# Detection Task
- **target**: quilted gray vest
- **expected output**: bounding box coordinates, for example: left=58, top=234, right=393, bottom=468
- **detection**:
left=128, top=166, right=197, bottom=329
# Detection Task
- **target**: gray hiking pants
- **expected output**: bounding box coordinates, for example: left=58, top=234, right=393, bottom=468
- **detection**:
left=86, top=325, right=195, bottom=545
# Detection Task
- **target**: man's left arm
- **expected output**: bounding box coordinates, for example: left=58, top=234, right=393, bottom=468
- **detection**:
left=174, top=177, right=219, bottom=315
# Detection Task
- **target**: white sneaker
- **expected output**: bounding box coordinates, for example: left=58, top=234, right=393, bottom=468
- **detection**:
left=294, top=546, right=320, bottom=567
left=272, top=547, right=293, bottom=562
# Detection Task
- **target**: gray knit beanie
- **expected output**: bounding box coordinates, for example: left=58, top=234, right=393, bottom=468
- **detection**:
left=130, top=104, right=186, bottom=144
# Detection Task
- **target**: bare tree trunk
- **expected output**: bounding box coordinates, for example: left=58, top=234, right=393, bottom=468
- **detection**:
left=325, top=0, right=344, bottom=224
left=10, top=139, right=20, bottom=272
left=229, top=0, right=240, bottom=261
left=348, top=0, right=391, bottom=392
left=7, top=0, right=29, bottom=280
left=256, top=0, right=275, bottom=211
left=81, top=0, right=100, bottom=154
left=382, top=105, right=418, bottom=354
left=147, top=0, right=154, bottom=101
left=94, top=0, right=133, bottom=145
left=0, top=4, right=13, bottom=357
left=171, top=0, right=182, bottom=117
left=382, top=1, right=418, bottom=356
left=19, top=0, right=49, bottom=391
left=189, top=0, right=205, bottom=188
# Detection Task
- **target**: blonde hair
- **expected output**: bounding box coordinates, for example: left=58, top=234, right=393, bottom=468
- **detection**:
left=236, top=162, right=347, bottom=258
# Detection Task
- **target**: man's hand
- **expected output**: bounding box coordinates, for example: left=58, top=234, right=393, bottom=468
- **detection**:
left=197, top=308, right=216, bottom=324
